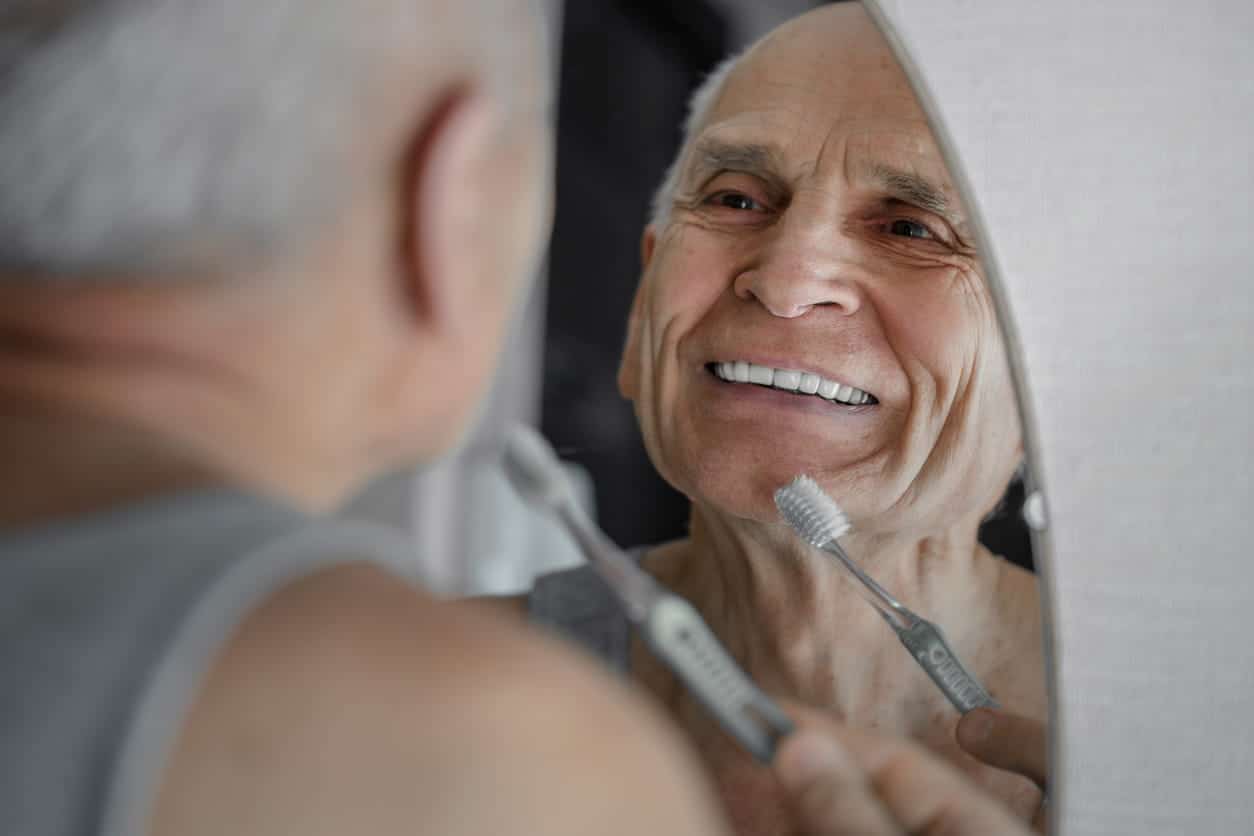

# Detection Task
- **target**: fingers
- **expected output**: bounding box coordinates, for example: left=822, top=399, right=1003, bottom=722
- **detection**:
left=775, top=730, right=904, bottom=836
left=859, top=736, right=1031, bottom=836
left=956, top=708, right=1048, bottom=789
left=774, top=711, right=1034, bottom=836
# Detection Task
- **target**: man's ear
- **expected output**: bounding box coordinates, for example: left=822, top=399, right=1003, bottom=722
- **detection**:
left=616, top=226, right=657, bottom=401
left=400, top=87, right=495, bottom=333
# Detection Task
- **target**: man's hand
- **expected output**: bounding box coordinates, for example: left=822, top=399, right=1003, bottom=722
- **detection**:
left=956, top=708, right=1047, bottom=788
left=956, top=708, right=1049, bottom=831
left=772, top=709, right=1035, bottom=836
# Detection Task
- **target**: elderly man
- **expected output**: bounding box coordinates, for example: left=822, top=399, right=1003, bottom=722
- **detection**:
left=527, top=2, right=1050, bottom=833
left=0, top=0, right=1041, bottom=834
left=0, top=1, right=728, bottom=834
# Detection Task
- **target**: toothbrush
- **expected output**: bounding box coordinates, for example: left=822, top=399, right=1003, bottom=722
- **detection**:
left=502, top=424, right=795, bottom=762
left=773, top=475, right=998, bottom=714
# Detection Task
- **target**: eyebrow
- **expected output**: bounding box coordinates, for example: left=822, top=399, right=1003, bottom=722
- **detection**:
left=686, top=139, right=786, bottom=189
left=862, top=162, right=962, bottom=225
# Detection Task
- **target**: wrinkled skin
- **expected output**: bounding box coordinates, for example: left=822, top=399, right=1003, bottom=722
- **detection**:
left=616, top=4, right=1045, bottom=834
left=620, top=15, right=1020, bottom=535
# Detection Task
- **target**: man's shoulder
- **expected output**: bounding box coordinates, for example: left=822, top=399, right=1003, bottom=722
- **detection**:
left=149, top=564, right=727, bottom=836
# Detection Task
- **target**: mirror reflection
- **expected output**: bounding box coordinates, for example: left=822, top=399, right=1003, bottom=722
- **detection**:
left=521, top=2, right=1048, bottom=833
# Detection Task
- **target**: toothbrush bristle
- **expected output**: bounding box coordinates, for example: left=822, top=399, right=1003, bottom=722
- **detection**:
left=774, top=476, right=852, bottom=547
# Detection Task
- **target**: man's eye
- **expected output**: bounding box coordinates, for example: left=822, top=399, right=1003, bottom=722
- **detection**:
left=887, top=219, right=934, bottom=239
left=708, top=191, right=764, bottom=212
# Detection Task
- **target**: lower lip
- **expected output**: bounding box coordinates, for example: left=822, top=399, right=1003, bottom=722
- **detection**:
left=698, top=368, right=879, bottom=421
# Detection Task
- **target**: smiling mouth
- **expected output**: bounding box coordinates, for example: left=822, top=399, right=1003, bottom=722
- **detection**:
left=706, top=361, right=879, bottom=407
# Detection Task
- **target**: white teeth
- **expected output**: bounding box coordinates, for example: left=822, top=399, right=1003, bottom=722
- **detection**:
left=748, top=365, right=774, bottom=386
left=772, top=370, right=801, bottom=391
left=712, top=361, right=873, bottom=407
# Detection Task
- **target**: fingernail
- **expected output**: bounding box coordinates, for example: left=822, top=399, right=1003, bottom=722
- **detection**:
left=960, top=708, right=996, bottom=743
left=777, top=731, right=848, bottom=789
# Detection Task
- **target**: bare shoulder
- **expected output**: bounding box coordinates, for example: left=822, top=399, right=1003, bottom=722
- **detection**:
left=149, top=564, right=726, bottom=836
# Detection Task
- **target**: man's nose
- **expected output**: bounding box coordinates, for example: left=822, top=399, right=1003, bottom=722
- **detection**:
left=732, top=211, right=866, bottom=319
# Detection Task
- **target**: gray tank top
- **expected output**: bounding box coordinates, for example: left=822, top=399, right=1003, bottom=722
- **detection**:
left=528, top=561, right=635, bottom=674
left=0, top=490, right=420, bottom=836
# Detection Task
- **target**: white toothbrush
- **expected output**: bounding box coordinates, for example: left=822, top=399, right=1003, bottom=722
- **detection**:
left=774, top=475, right=998, bottom=714
left=502, top=424, right=794, bottom=762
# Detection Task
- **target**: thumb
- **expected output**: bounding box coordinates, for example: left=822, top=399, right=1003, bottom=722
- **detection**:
left=774, top=728, right=903, bottom=836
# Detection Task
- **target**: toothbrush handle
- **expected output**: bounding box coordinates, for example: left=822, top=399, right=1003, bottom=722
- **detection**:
left=896, top=619, right=999, bottom=713
left=640, top=594, right=794, bottom=763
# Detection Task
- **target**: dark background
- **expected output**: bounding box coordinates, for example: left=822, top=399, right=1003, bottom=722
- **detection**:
left=540, top=0, right=1033, bottom=570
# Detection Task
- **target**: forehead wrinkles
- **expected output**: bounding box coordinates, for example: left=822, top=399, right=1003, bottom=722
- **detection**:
left=713, top=44, right=950, bottom=174
left=696, top=95, right=952, bottom=187
left=820, top=120, right=947, bottom=185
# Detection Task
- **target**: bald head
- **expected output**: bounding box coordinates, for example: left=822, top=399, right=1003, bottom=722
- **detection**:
left=0, top=0, right=548, bottom=282
left=651, top=3, right=899, bottom=229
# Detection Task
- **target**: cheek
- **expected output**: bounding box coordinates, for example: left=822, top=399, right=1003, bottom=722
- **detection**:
left=883, top=271, right=1020, bottom=503
left=878, top=271, right=1011, bottom=457
left=973, top=336, right=1022, bottom=459
left=655, top=229, right=733, bottom=297
left=642, top=231, right=735, bottom=355
left=876, top=278, right=978, bottom=392
left=627, top=232, right=737, bottom=492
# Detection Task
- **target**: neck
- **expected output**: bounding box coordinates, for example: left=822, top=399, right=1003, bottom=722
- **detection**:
left=644, top=503, right=1001, bottom=730
left=0, top=406, right=219, bottom=527
left=0, top=279, right=371, bottom=528
left=634, top=502, right=1043, bottom=836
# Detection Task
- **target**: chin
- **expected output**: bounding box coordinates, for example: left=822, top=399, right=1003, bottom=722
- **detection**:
left=673, top=447, right=899, bottom=530
left=679, top=455, right=815, bottom=524
left=693, top=483, right=785, bottom=525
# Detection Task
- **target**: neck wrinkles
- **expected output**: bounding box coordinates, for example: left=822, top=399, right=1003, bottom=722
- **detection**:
left=658, top=501, right=990, bottom=714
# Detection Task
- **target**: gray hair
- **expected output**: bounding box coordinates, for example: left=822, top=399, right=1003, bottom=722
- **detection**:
left=0, top=0, right=505, bottom=282
left=648, top=51, right=743, bottom=231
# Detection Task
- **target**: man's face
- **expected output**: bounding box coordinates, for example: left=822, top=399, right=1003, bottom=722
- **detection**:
left=619, top=6, right=1020, bottom=532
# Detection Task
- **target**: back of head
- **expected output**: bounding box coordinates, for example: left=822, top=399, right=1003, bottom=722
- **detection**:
left=0, top=0, right=522, bottom=282
left=0, top=0, right=555, bottom=513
